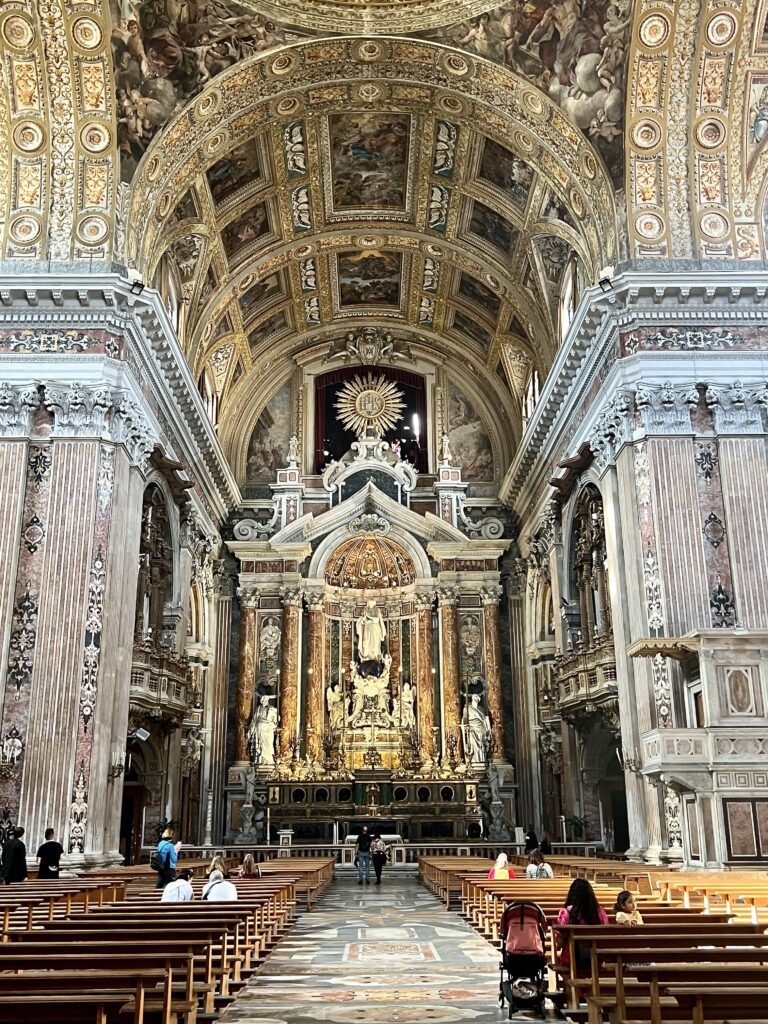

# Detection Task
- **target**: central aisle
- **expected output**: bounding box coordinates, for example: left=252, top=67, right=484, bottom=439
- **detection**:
left=222, top=875, right=553, bottom=1024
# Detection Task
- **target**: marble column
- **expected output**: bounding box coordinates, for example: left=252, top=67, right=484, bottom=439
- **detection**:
left=209, top=563, right=234, bottom=841
left=482, top=584, right=506, bottom=759
left=304, top=591, right=325, bottom=764
left=438, top=587, right=461, bottom=759
left=234, top=587, right=258, bottom=764
left=415, top=593, right=436, bottom=763
left=278, top=588, right=302, bottom=756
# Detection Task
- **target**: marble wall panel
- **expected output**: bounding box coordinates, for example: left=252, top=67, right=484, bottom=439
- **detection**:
left=719, top=438, right=768, bottom=628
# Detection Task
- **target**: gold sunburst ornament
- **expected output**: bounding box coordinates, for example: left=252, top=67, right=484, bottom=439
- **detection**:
left=335, top=373, right=406, bottom=437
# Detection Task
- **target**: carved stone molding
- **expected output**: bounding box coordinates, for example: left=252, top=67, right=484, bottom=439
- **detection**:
left=635, top=380, right=699, bottom=434
left=414, top=592, right=435, bottom=612
left=705, top=380, right=768, bottom=435
left=0, top=383, right=40, bottom=437
left=349, top=512, right=390, bottom=536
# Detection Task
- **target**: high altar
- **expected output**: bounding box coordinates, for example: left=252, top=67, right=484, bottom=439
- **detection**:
left=224, top=371, right=513, bottom=842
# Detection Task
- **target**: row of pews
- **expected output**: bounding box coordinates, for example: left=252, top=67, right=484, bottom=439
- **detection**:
left=419, top=855, right=768, bottom=1024
left=0, top=855, right=335, bottom=1024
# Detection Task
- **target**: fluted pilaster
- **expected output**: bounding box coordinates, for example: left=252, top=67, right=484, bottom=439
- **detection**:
left=415, top=593, right=436, bottom=763
left=438, top=587, right=461, bottom=758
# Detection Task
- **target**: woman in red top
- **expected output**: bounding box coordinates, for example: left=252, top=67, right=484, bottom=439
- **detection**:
left=555, top=878, right=608, bottom=971
left=488, top=852, right=516, bottom=879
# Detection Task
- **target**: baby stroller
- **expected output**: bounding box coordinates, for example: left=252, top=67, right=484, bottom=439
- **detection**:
left=498, top=899, right=548, bottom=1018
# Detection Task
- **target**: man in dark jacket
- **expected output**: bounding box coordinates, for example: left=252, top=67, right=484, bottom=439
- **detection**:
left=355, top=826, right=372, bottom=885
left=1, top=827, right=28, bottom=884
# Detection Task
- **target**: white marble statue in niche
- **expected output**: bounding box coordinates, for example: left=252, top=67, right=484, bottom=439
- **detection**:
left=326, top=681, right=345, bottom=735
left=355, top=599, right=387, bottom=661
left=392, top=679, right=416, bottom=732
left=259, top=616, right=281, bottom=666
left=248, top=694, right=278, bottom=766
left=462, top=691, right=492, bottom=764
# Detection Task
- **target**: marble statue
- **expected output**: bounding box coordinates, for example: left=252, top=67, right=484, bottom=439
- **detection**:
left=259, top=616, right=281, bottom=664
left=239, top=765, right=257, bottom=806
left=326, top=682, right=345, bottom=735
left=348, top=653, right=392, bottom=728
left=356, top=599, right=387, bottom=661
left=287, top=433, right=299, bottom=466
left=462, top=692, right=492, bottom=764
left=249, top=694, right=278, bottom=766
left=393, top=680, right=416, bottom=731
left=439, top=431, right=453, bottom=466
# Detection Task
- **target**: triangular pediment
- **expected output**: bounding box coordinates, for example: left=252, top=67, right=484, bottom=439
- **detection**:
left=271, top=482, right=467, bottom=547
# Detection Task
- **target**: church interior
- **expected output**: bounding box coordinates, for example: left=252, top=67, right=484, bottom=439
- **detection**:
left=1, top=0, right=768, bottom=1019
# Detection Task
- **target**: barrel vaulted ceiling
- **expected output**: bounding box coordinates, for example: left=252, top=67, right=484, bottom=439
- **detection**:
left=2, top=0, right=768, bottom=449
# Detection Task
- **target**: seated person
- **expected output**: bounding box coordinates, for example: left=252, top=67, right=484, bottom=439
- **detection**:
left=525, top=849, right=554, bottom=879
left=614, top=889, right=643, bottom=926
left=488, top=852, right=515, bottom=879
left=202, top=869, right=238, bottom=901
left=162, top=867, right=194, bottom=901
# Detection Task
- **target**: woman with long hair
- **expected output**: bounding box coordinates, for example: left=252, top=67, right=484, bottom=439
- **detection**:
left=555, top=878, right=608, bottom=970
left=525, top=849, right=554, bottom=879
left=207, top=854, right=228, bottom=878
left=239, top=853, right=261, bottom=878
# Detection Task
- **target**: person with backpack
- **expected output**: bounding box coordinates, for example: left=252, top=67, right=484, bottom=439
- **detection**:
left=525, top=849, right=554, bottom=879
left=152, top=827, right=180, bottom=889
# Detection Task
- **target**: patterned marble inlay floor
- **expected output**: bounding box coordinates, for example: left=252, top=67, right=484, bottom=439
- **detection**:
left=221, top=875, right=556, bottom=1024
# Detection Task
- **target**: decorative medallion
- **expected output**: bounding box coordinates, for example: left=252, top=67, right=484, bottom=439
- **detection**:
left=639, top=13, right=671, bottom=48
left=13, top=122, right=45, bottom=153
left=71, top=17, right=102, bottom=50
left=696, top=119, right=726, bottom=149
left=632, top=119, right=662, bottom=149
left=706, top=12, right=737, bottom=47
left=10, top=216, right=41, bottom=244
left=635, top=213, right=664, bottom=239
left=77, top=215, right=109, bottom=245
left=335, top=372, right=405, bottom=437
left=702, top=511, right=725, bottom=548
left=700, top=212, right=728, bottom=238
left=2, top=13, right=35, bottom=48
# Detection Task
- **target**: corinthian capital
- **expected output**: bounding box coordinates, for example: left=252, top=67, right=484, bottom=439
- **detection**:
left=414, top=592, right=435, bottom=612
left=589, top=388, right=634, bottom=473
left=280, top=586, right=303, bottom=607
left=634, top=380, right=698, bottom=434
left=0, top=383, right=40, bottom=437
left=305, top=590, right=325, bottom=611
left=44, top=382, right=113, bottom=437
left=705, top=380, right=768, bottom=435
left=437, top=585, right=460, bottom=607
left=236, top=585, right=259, bottom=609
left=111, top=393, right=157, bottom=471
left=481, top=583, right=503, bottom=606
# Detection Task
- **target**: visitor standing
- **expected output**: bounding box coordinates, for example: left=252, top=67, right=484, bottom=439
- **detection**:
left=356, top=826, right=372, bottom=885
left=370, top=832, right=388, bottom=885
left=539, top=832, right=552, bottom=857
left=36, top=828, right=64, bottom=879
left=162, top=868, right=194, bottom=902
left=523, top=825, right=539, bottom=854
left=153, top=827, right=180, bottom=889
left=1, top=827, right=27, bottom=884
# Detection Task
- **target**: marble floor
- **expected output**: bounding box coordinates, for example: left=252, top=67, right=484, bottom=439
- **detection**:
left=221, top=875, right=555, bottom=1024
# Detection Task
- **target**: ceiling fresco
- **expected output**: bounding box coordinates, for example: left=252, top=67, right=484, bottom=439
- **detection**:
left=3, top=0, right=768, bottom=269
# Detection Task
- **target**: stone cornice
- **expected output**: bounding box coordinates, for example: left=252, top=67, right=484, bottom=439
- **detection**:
left=0, top=271, right=240, bottom=521
left=501, top=265, right=768, bottom=513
